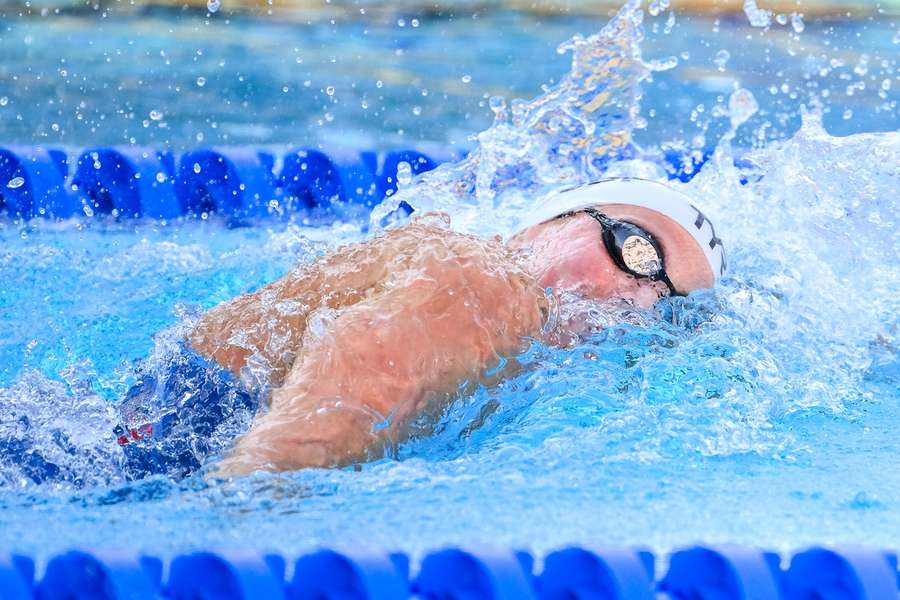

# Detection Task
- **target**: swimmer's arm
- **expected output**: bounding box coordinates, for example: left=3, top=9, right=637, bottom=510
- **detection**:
left=215, top=262, right=545, bottom=474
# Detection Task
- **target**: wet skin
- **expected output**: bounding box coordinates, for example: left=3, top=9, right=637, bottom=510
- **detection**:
left=190, top=206, right=715, bottom=475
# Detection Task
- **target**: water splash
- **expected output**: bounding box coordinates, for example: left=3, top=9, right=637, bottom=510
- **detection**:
left=743, top=0, right=773, bottom=28
left=371, top=0, right=656, bottom=236
left=0, top=1, right=897, bottom=532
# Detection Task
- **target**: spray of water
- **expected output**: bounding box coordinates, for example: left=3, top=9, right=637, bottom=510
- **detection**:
left=371, top=0, right=676, bottom=236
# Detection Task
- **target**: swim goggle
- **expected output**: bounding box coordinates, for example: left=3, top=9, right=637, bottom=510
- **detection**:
left=556, top=206, right=680, bottom=296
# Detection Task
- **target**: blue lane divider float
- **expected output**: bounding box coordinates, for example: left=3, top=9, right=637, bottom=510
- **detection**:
left=37, top=550, right=161, bottom=600
left=72, top=147, right=178, bottom=219
left=177, top=147, right=277, bottom=218
left=660, top=546, right=782, bottom=600
left=537, top=546, right=655, bottom=600
left=413, top=548, right=537, bottom=599
left=289, top=549, right=408, bottom=599
left=783, top=547, right=899, bottom=600
left=0, top=145, right=70, bottom=218
left=168, top=550, right=286, bottom=600
left=279, top=147, right=380, bottom=212
left=0, top=554, right=33, bottom=600
left=0, top=143, right=734, bottom=221
left=0, top=546, right=899, bottom=600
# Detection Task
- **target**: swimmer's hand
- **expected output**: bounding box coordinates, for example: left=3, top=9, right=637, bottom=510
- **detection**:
left=214, top=231, right=545, bottom=475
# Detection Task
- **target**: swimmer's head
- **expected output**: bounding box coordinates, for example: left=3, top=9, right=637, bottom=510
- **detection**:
left=509, top=178, right=726, bottom=308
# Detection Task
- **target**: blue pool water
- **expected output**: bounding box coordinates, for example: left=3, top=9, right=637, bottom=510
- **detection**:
left=0, top=1, right=899, bottom=558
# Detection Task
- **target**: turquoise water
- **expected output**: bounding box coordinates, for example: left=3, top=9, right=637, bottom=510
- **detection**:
left=0, top=3, right=899, bottom=558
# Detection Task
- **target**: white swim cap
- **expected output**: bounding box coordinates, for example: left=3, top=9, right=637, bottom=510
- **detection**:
left=519, top=178, right=726, bottom=280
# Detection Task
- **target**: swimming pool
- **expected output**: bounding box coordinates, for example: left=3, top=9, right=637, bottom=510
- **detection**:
left=1, top=0, right=899, bottom=561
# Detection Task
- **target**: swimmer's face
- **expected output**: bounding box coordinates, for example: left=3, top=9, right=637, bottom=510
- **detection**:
left=509, top=204, right=715, bottom=308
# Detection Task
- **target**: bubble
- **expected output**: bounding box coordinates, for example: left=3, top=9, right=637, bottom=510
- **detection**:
left=325, top=86, right=335, bottom=96
left=196, top=76, right=206, bottom=87
left=728, top=87, right=759, bottom=129
left=193, top=163, right=202, bottom=174
left=6, top=176, right=25, bottom=189
left=791, top=13, right=805, bottom=33
left=149, top=109, right=163, bottom=121
left=412, top=106, right=422, bottom=116
left=396, top=161, right=413, bottom=187
left=207, top=0, right=220, bottom=12
left=843, top=109, right=853, bottom=120
left=461, top=74, right=472, bottom=83
left=713, top=49, right=731, bottom=72
left=0, top=97, right=7, bottom=107
left=155, top=172, right=166, bottom=183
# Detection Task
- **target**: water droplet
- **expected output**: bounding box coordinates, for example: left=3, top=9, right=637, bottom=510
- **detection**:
left=461, top=74, right=472, bottom=84
left=713, top=49, right=731, bottom=72
left=325, top=86, right=335, bottom=96
left=396, top=161, right=413, bottom=187
left=775, top=13, right=788, bottom=25
left=488, top=95, right=506, bottom=120
left=193, top=162, right=202, bottom=174
left=647, top=55, right=678, bottom=72
left=7, top=176, right=25, bottom=189
left=729, top=87, right=759, bottom=129
left=411, top=18, right=419, bottom=27
left=0, top=97, right=7, bottom=107
left=196, top=76, right=206, bottom=87
left=843, top=109, right=853, bottom=120
left=791, top=13, right=805, bottom=33
left=412, top=106, right=422, bottom=116
left=397, top=18, right=406, bottom=27
left=149, top=109, right=163, bottom=121
left=207, top=0, right=220, bottom=12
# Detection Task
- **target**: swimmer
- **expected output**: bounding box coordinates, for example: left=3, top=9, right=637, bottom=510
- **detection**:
left=114, top=178, right=725, bottom=479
